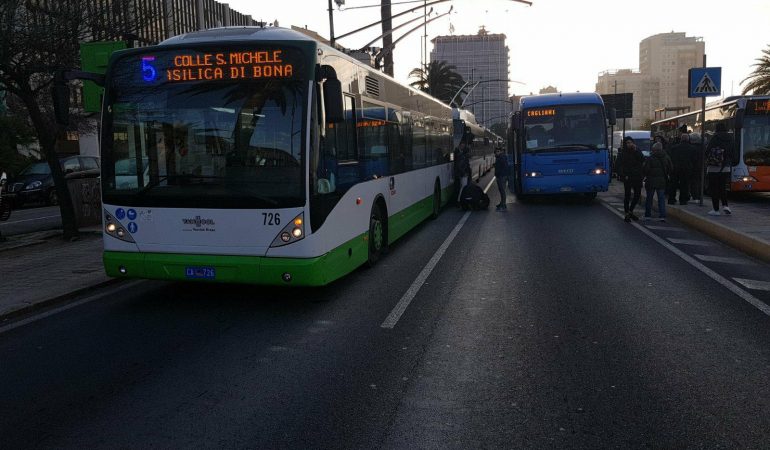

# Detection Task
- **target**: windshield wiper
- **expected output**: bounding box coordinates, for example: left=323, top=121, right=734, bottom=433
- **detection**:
left=552, top=144, right=599, bottom=149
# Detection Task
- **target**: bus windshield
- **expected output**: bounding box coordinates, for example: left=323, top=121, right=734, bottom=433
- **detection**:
left=743, top=116, right=770, bottom=167
left=523, top=104, right=606, bottom=152
left=102, top=50, right=307, bottom=209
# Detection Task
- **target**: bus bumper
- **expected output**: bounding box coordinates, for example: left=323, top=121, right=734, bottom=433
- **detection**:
left=104, top=233, right=368, bottom=287
left=523, top=175, right=609, bottom=194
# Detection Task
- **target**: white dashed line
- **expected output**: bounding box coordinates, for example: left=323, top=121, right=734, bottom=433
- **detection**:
left=733, top=279, right=770, bottom=292
left=601, top=202, right=770, bottom=318
left=694, top=254, right=757, bottom=266
left=645, top=225, right=685, bottom=231
left=666, top=238, right=715, bottom=246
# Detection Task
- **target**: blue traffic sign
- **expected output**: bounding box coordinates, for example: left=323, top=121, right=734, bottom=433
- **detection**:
left=689, top=67, right=721, bottom=98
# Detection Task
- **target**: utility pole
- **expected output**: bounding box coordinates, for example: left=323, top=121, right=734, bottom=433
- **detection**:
left=381, top=0, right=394, bottom=76
left=699, top=54, right=707, bottom=207
left=328, top=0, right=335, bottom=47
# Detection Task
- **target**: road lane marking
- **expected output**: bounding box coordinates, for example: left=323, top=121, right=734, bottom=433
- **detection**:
left=0, top=281, right=144, bottom=335
left=381, top=177, right=495, bottom=329
left=733, top=279, right=770, bottom=292
left=645, top=225, right=685, bottom=231
left=0, top=215, right=60, bottom=226
left=694, top=254, right=757, bottom=266
left=666, top=238, right=715, bottom=246
left=601, top=202, right=770, bottom=317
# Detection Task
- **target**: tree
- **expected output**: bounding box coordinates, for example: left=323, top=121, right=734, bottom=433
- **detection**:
left=0, top=1, right=154, bottom=240
left=741, top=45, right=770, bottom=95
left=408, top=60, right=467, bottom=105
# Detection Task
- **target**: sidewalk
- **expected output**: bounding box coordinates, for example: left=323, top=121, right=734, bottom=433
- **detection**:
left=600, top=181, right=770, bottom=264
left=0, top=227, right=114, bottom=322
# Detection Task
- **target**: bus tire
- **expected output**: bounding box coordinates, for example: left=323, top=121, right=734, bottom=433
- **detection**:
left=366, top=204, right=387, bottom=267
left=430, top=181, right=441, bottom=219
left=584, top=192, right=597, bottom=200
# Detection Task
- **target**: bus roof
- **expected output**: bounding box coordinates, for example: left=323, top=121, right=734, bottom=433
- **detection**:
left=520, top=92, right=603, bottom=109
left=160, top=26, right=314, bottom=45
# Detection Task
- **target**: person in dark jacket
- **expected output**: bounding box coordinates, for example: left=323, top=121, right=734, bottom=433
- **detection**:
left=666, top=133, right=695, bottom=205
left=705, top=123, right=735, bottom=215
left=453, top=141, right=471, bottom=204
left=493, top=148, right=509, bottom=211
left=617, top=136, right=644, bottom=222
left=688, top=132, right=703, bottom=200
left=643, top=142, right=674, bottom=221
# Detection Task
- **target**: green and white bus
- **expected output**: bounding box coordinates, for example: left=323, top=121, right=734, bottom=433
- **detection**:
left=98, top=26, right=491, bottom=286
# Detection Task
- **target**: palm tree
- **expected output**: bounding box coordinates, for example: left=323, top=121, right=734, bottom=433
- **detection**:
left=742, top=45, right=770, bottom=95
left=409, top=60, right=467, bottom=105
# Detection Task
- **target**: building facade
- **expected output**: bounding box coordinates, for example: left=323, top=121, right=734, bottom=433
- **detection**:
left=596, top=32, right=704, bottom=129
left=430, top=28, right=510, bottom=128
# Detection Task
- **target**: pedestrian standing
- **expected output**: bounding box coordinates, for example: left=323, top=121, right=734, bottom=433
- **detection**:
left=453, top=141, right=470, bottom=204
left=617, top=136, right=644, bottom=222
left=688, top=132, right=703, bottom=201
left=643, top=141, right=673, bottom=221
left=666, top=133, right=695, bottom=205
left=494, top=147, right=509, bottom=211
left=705, top=122, right=734, bottom=215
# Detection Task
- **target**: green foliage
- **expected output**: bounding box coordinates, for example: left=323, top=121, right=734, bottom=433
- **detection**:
left=0, top=114, right=36, bottom=176
left=408, top=61, right=467, bottom=105
left=742, top=45, right=770, bottom=95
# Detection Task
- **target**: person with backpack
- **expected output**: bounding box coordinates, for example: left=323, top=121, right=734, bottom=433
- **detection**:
left=705, top=122, right=735, bottom=216
left=643, top=141, right=673, bottom=221
left=493, top=147, right=509, bottom=211
left=617, top=136, right=644, bottom=222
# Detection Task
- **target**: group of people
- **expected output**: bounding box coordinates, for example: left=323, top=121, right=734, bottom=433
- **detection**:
left=617, top=122, right=735, bottom=222
left=452, top=141, right=509, bottom=211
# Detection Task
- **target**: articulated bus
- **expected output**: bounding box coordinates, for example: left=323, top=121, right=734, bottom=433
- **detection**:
left=508, top=93, right=612, bottom=200
left=452, top=108, right=497, bottom=179
left=650, top=96, right=770, bottom=192
left=97, top=26, right=493, bottom=286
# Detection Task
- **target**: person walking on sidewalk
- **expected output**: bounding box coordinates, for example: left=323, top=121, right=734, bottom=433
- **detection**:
left=643, top=141, right=673, bottom=221
left=494, top=147, right=509, bottom=211
left=667, top=132, right=695, bottom=205
left=705, top=122, right=734, bottom=216
left=617, top=136, right=644, bottom=222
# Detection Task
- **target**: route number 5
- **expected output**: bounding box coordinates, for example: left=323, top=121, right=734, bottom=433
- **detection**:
left=141, top=56, right=157, bottom=82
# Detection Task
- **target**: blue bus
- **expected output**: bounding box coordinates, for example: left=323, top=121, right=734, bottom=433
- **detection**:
left=508, top=92, right=613, bottom=200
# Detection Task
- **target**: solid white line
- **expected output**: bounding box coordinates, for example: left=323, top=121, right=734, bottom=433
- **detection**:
left=380, top=177, right=495, bottom=329
left=601, top=202, right=770, bottom=317
left=694, top=254, right=757, bottom=266
left=0, top=280, right=143, bottom=335
left=667, top=238, right=715, bottom=246
left=733, top=278, right=770, bottom=292
left=0, top=215, right=60, bottom=226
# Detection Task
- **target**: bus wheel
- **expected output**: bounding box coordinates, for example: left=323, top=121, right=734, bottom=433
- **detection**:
left=584, top=192, right=597, bottom=201
left=430, top=182, right=441, bottom=219
left=367, top=206, right=386, bottom=267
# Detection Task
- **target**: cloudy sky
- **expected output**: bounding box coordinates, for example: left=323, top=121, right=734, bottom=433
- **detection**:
left=227, top=0, right=768, bottom=98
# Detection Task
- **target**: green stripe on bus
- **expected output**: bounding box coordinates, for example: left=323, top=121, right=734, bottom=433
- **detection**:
left=104, top=232, right=368, bottom=287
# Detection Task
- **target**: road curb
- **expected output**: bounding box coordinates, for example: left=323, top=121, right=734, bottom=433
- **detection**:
left=0, top=278, right=122, bottom=326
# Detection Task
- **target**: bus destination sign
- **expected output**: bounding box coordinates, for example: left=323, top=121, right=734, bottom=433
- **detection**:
left=527, top=108, right=556, bottom=118
left=141, top=49, right=297, bottom=83
left=746, top=99, right=770, bottom=115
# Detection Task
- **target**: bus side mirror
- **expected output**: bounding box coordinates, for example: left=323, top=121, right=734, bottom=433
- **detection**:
left=320, top=65, right=344, bottom=124
left=53, top=71, right=70, bottom=126
left=607, top=108, right=617, bottom=126
left=735, top=109, right=744, bottom=129
left=511, top=111, right=521, bottom=131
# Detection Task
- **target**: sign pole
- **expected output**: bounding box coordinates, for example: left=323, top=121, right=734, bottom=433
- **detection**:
left=699, top=54, right=706, bottom=207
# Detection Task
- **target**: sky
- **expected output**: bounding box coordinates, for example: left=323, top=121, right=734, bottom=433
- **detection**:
left=228, top=0, right=769, bottom=98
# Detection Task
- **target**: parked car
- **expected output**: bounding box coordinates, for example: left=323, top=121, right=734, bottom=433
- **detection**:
left=6, top=156, right=100, bottom=207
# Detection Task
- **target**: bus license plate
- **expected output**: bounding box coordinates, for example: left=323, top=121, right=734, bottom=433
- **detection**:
left=185, top=266, right=216, bottom=279
left=560, top=186, right=573, bottom=192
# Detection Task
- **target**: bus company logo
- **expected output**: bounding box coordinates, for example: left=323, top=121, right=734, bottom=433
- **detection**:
left=558, top=168, right=574, bottom=174
left=182, top=216, right=216, bottom=229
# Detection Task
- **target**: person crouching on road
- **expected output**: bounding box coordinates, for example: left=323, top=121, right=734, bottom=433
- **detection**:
left=494, top=147, right=509, bottom=211
left=617, top=136, right=644, bottom=222
left=643, top=142, right=674, bottom=222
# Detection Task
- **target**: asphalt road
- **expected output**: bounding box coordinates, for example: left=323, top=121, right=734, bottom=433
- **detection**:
left=0, top=205, right=62, bottom=236
left=2, top=174, right=770, bottom=448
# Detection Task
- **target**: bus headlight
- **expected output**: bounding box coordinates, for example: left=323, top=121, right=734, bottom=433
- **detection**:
left=741, top=176, right=758, bottom=182
left=103, top=210, right=136, bottom=243
left=590, top=168, right=607, bottom=175
left=524, top=171, right=542, bottom=178
left=271, top=212, right=305, bottom=248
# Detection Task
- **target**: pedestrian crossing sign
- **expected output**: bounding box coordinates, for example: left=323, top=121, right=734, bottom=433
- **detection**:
left=689, top=67, right=722, bottom=98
